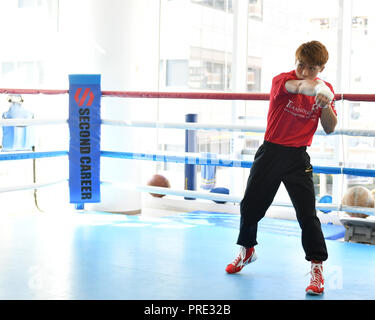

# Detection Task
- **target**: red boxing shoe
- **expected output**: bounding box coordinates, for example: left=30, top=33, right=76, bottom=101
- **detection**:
left=225, top=246, right=257, bottom=274
left=306, top=260, right=324, bottom=295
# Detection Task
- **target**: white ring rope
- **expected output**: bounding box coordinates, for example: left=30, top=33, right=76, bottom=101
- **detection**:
left=0, top=119, right=67, bottom=126
left=0, top=174, right=373, bottom=216
left=101, top=119, right=267, bottom=133
left=102, top=119, right=375, bottom=137
left=0, top=179, right=67, bottom=193
left=1, top=118, right=375, bottom=137
left=101, top=181, right=375, bottom=216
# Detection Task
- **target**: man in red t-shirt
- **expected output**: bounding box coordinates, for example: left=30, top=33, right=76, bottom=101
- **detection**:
left=225, top=41, right=337, bottom=295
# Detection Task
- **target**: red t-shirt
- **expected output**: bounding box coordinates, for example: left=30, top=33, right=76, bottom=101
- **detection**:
left=264, top=70, right=337, bottom=147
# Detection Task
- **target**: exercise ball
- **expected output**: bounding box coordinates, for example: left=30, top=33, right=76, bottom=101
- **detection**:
left=342, top=186, right=374, bottom=218
left=318, top=195, right=332, bottom=214
left=147, top=174, right=170, bottom=198
left=210, top=187, right=229, bottom=204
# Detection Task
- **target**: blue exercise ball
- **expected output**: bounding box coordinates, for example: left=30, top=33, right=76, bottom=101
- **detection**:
left=318, top=195, right=332, bottom=213
left=210, top=187, right=229, bottom=204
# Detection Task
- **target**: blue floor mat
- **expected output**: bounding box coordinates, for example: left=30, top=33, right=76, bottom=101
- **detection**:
left=165, top=210, right=346, bottom=241
left=0, top=210, right=373, bottom=300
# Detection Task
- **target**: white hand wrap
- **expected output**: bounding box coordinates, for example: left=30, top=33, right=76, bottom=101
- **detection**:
left=314, top=80, right=334, bottom=101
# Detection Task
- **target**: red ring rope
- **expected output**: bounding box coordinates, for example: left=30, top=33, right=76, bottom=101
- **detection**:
left=0, top=88, right=68, bottom=95
left=102, top=91, right=270, bottom=100
left=1, top=88, right=374, bottom=102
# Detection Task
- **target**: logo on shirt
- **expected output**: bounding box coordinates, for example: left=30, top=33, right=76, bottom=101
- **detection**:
left=284, top=99, right=319, bottom=121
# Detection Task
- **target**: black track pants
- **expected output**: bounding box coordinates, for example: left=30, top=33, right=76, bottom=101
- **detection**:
left=237, top=141, right=328, bottom=262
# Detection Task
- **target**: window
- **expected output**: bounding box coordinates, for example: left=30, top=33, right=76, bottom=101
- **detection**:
left=18, top=0, right=44, bottom=8
left=247, top=66, right=261, bottom=92
left=1, top=62, right=15, bottom=76
left=189, top=60, right=231, bottom=90
left=189, top=47, right=231, bottom=90
left=198, top=132, right=231, bottom=155
left=248, top=0, right=262, bottom=20
left=1, top=61, right=44, bottom=86
left=166, top=60, right=189, bottom=86
left=352, top=16, right=368, bottom=35
left=191, top=0, right=232, bottom=12
left=350, top=103, right=360, bottom=120
left=310, top=17, right=334, bottom=29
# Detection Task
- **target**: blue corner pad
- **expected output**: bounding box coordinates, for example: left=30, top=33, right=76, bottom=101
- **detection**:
left=69, top=74, right=101, bottom=85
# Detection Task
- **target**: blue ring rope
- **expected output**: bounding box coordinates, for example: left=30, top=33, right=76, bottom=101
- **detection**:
left=1, top=150, right=374, bottom=178
left=100, top=151, right=375, bottom=178
left=100, top=151, right=248, bottom=168
left=0, top=151, right=68, bottom=161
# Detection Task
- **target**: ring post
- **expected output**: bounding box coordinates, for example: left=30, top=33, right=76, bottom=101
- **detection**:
left=68, top=74, right=102, bottom=209
left=184, top=113, right=197, bottom=200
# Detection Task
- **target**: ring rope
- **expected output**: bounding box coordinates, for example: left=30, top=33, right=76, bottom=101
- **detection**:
left=101, top=91, right=375, bottom=102
left=1, top=150, right=374, bottom=178
left=1, top=178, right=373, bottom=216
left=100, top=151, right=375, bottom=177
left=101, top=181, right=375, bottom=216
left=0, top=119, right=67, bottom=126
left=2, top=118, right=375, bottom=138
left=0, top=89, right=68, bottom=95
left=0, top=179, right=67, bottom=193
left=1, top=88, right=375, bottom=102
left=101, top=119, right=375, bottom=137
left=0, top=151, right=68, bottom=161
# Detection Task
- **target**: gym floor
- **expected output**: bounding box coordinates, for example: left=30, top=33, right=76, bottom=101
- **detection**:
left=0, top=209, right=374, bottom=300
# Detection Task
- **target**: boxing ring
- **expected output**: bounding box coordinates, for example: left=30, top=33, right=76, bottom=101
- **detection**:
left=0, top=79, right=375, bottom=300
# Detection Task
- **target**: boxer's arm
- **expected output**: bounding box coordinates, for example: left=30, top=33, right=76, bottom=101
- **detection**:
left=285, top=79, right=334, bottom=108
left=285, top=79, right=337, bottom=134
left=285, top=79, right=317, bottom=96
left=320, top=104, right=337, bottom=134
